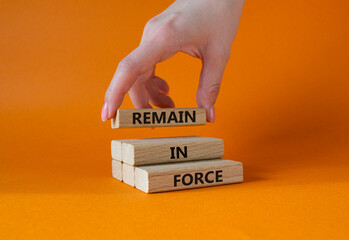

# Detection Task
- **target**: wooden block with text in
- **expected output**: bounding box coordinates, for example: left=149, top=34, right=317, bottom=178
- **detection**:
left=133, top=159, right=243, bottom=193
left=112, top=160, right=122, bottom=181
left=112, top=137, right=190, bottom=161
left=121, top=136, right=224, bottom=166
left=111, top=108, right=206, bottom=128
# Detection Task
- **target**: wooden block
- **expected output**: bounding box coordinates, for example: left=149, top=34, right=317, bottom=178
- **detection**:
left=111, top=140, right=123, bottom=161
left=112, top=137, right=200, bottom=161
left=111, top=108, right=206, bottom=128
left=133, top=159, right=243, bottom=193
left=121, top=136, right=224, bottom=166
left=112, top=160, right=122, bottom=181
left=111, top=139, right=141, bottom=161
left=122, top=163, right=135, bottom=187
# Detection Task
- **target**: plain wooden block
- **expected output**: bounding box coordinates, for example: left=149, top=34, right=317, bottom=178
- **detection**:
left=111, top=139, right=141, bottom=161
left=111, top=108, right=206, bottom=128
left=111, top=141, right=123, bottom=161
left=112, top=160, right=122, bottom=181
left=133, top=159, right=243, bottom=193
left=121, top=136, right=224, bottom=166
left=122, top=163, right=135, bottom=187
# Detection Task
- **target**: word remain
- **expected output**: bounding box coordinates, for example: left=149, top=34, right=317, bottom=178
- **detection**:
left=174, top=170, right=223, bottom=187
left=132, top=110, right=197, bottom=124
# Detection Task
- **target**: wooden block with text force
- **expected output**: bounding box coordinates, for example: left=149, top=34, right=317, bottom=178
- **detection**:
left=112, top=160, right=122, bottom=181
left=121, top=136, right=224, bottom=166
left=133, top=159, right=243, bottom=193
left=111, top=108, right=206, bottom=128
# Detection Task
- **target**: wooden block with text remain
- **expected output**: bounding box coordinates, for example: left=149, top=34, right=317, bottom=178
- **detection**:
left=111, top=108, right=206, bottom=128
left=123, top=159, right=243, bottom=193
left=112, top=136, right=224, bottom=165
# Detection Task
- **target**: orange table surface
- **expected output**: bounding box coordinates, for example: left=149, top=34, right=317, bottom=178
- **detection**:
left=1, top=0, right=348, bottom=239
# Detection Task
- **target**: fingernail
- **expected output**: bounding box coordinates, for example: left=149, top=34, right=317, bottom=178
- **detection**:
left=101, top=102, right=108, bottom=122
left=209, top=105, right=215, bottom=123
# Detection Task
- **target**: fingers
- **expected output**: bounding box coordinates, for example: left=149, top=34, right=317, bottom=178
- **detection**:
left=152, top=76, right=170, bottom=94
left=102, top=41, right=166, bottom=121
left=146, top=77, right=175, bottom=108
left=129, top=75, right=152, bottom=109
left=196, top=51, right=228, bottom=122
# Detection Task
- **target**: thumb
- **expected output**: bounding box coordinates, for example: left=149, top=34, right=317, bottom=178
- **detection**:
left=196, top=54, right=228, bottom=122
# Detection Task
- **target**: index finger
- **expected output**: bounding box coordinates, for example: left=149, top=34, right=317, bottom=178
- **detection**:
left=103, top=40, right=166, bottom=120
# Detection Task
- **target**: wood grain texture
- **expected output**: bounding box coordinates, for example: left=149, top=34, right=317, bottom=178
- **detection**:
left=122, top=163, right=135, bottom=187
left=111, top=108, right=206, bottom=128
left=112, top=137, right=190, bottom=160
left=121, top=136, right=224, bottom=166
left=134, top=159, right=243, bottom=193
left=111, top=160, right=122, bottom=181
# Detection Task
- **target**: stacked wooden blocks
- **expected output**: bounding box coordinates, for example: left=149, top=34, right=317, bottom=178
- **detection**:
left=111, top=108, right=243, bottom=193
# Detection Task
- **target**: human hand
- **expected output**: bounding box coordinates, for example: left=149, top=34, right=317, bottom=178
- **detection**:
left=101, top=0, right=245, bottom=122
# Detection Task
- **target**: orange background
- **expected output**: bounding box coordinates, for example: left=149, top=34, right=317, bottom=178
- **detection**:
left=1, top=0, right=348, bottom=239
